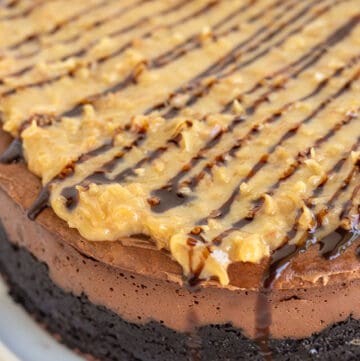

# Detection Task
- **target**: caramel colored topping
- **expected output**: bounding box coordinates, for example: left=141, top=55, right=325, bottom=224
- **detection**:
left=1, top=0, right=360, bottom=285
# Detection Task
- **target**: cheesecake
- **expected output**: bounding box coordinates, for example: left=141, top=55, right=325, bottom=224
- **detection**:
left=0, top=0, right=360, bottom=360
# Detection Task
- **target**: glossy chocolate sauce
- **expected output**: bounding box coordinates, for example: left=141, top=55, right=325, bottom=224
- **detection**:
left=0, top=138, right=23, bottom=164
left=27, top=185, right=50, bottom=221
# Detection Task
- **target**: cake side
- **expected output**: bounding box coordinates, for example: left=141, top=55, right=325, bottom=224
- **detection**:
left=1, top=212, right=360, bottom=361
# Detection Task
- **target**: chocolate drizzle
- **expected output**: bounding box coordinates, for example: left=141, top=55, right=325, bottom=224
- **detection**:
left=255, top=241, right=305, bottom=360
left=210, top=110, right=359, bottom=242
left=6, top=0, right=319, bottom=124
left=2, top=0, right=286, bottom=93
left=151, top=30, right=360, bottom=217
left=185, top=290, right=202, bottom=361
left=194, top=70, right=360, bottom=227
left=27, top=185, right=51, bottom=221
left=0, top=138, right=23, bottom=164
left=1, top=0, right=219, bottom=99
left=148, top=0, right=329, bottom=117
left=150, top=121, right=234, bottom=213
left=8, top=0, right=149, bottom=62
left=0, top=0, right=45, bottom=21
left=7, top=0, right=109, bottom=50
left=320, top=227, right=360, bottom=260
left=151, top=55, right=359, bottom=215
left=61, top=186, right=79, bottom=211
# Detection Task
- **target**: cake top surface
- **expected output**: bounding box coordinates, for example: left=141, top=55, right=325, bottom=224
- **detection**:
left=0, top=0, right=359, bottom=286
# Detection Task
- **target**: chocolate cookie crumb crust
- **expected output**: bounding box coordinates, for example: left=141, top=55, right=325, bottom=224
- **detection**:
left=1, top=223, right=360, bottom=361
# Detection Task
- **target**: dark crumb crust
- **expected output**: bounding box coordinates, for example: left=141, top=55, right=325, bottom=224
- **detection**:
left=1, top=225, right=360, bottom=361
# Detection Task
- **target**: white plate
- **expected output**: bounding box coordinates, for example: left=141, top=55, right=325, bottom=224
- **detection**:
left=0, top=278, right=84, bottom=361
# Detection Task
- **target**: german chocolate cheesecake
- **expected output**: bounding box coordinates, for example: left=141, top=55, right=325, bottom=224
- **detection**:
left=0, top=0, right=360, bottom=360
